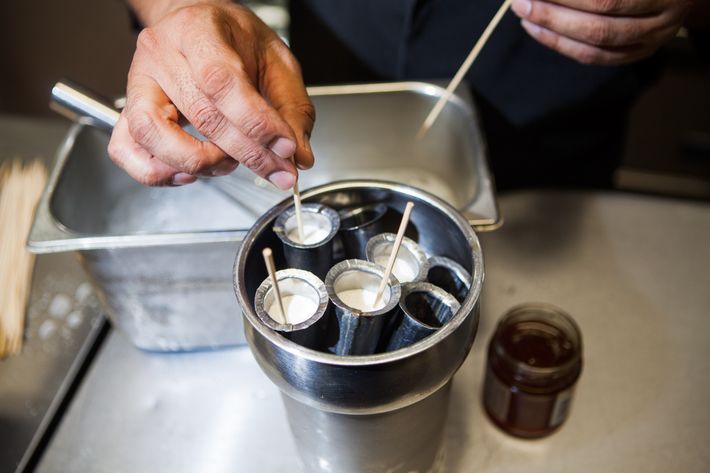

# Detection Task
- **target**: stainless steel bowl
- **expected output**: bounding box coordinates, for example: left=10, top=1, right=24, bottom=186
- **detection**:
left=234, top=181, right=484, bottom=473
left=234, top=180, right=484, bottom=414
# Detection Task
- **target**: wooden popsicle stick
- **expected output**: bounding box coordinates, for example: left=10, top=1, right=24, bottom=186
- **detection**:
left=374, top=202, right=415, bottom=306
left=288, top=156, right=305, bottom=243
left=262, top=248, right=288, bottom=325
left=292, top=181, right=305, bottom=243
left=416, top=0, right=513, bottom=140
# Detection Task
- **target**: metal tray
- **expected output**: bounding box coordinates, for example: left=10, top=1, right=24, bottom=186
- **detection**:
left=27, top=82, right=499, bottom=351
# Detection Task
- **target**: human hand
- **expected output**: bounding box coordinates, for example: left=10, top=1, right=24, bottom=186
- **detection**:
left=511, top=0, right=694, bottom=64
left=108, top=0, right=314, bottom=188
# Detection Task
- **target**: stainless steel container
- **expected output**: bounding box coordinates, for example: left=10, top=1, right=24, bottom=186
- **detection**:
left=234, top=181, right=484, bottom=473
left=29, top=81, right=498, bottom=352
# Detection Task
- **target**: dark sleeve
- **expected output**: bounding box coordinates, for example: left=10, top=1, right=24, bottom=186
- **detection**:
left=688, top=27, right=710, bottom=61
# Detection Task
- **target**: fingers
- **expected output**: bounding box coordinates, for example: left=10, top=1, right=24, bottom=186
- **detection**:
left=543, top=0, right=668, bottom=16
left=512, top=0, right=669, bottom=46
left=259, top=38, right=316, bottom=170
left=167, top=20, right=301, bottom=186
left=113, top=3, right=312, bottom=190
left=124, top=65, right=234, bottom=177
left=149, top=50, right=298, bottom=188
left=511, top=0, right=684, bottom=64
left=520, top=19, right=656, bottom=64
left=108, top=112, right=196, bottom=186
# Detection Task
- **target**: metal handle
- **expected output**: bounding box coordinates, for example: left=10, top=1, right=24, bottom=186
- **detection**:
left=50, top=80, right=120, bottom=131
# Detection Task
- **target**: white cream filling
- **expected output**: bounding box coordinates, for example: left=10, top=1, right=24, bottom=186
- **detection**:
left=267, top=294, right=318, bottom=325
left=334, top=269, right=391, bottom=312
left=284, top=211, right=331, bottom=245
left=336, top=288, right=386, bottom=312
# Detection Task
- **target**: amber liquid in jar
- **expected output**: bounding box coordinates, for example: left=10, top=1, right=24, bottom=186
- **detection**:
left=483, top=304, right=582, bottom=439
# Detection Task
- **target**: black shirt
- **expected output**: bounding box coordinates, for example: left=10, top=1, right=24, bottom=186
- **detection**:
left=290, top=0, right=660, bottom=189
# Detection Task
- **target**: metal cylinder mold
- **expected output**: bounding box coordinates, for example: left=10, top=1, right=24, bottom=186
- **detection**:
left=324, top=259, right=401, bottom=356
left=254, top=269, right=329, bottom=350
left=366, top=232, right=429, bottom=284
left=385, top=282, right=461, bottom=352
left=273, top=203, right=340, bottom=280
left=426, top=255, right=472, bottom=303
left=337, top=203, right=388, bottom=259
left=234, top=181, right=484, bottom=473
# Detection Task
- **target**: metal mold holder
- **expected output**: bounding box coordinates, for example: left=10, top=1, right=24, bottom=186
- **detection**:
left=234, top=181, right=484, bottom=473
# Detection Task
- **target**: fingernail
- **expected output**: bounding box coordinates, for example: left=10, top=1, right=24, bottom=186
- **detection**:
left=268, top=137, right=297, bottom=159
left=267, top=170, right=296, bottom=190
left=521, top=19, right=542, bottom=36
left=512, top=0, right=532, bottom=17
left=172, top=172, right=197, bottom=186
left=297, top=133, right=314, bottom=170
left=210, top=159, right=239, bottom=176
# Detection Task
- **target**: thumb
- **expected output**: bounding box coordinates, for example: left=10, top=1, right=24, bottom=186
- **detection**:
left=260, top=40, right=316, bottom=170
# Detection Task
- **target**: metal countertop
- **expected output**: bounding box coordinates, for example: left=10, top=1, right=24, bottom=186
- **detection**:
left=32, top=189, right=710, bottom=472
left=0, top=116, right=106, bottom=473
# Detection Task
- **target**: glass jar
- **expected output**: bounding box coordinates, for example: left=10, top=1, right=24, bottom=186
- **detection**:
left=483, top=303, right=583, bottom=438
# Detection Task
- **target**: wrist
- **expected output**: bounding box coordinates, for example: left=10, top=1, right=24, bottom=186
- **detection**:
left=128, top=0, right=232, bottom=26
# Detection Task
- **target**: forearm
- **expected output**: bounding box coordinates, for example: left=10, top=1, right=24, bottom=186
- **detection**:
left=126, top=0, right=231, bottom=26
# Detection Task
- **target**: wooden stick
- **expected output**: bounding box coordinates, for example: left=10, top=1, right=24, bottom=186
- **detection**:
left=262, top=248, right=288, bottom=325
left=416, top=0, right=513, bottom=140
left=374, top=202, right=415, bottom=305
left=292, top=181, right=305, bottom=243
left=290, top=157, right=305, bottom=242
left=0, top=160, right=47, bottom=358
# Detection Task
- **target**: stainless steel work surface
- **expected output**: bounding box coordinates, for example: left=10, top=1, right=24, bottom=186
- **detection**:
left=34, top=190, right=710, bottom=472
left=0, top=115, right=106, bottom=473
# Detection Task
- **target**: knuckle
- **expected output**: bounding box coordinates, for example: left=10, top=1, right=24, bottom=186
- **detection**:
left=242, top=114, right=272, bottom=141
left=188, top=100, right=227, bottom=138
left=576, top=47, right=602, bottom=65
left=182, top=152, right=220, bottom=176
left=587, top=22, right=614, bottom=45
left=182, top=155, right=208, bottom=176
left=136, top=27, right=159, bottom=52
left=598, top=0, right=623, bottom=14
left=199, top=63, right=234, bottom=101
left=107, top=139, right=123, bottom=164
left=271, top=40, right=301, bottom=69
left=127, top=110, right=158, bottom=147
left=240, top=148, right=270, bottom=174
left=294, top=101, right=316, bottom=124
left=171, top=5, right=195, bottom=23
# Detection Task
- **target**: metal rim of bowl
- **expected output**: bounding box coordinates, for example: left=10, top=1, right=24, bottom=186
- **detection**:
left=233, top=179, right=484, bottom=366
